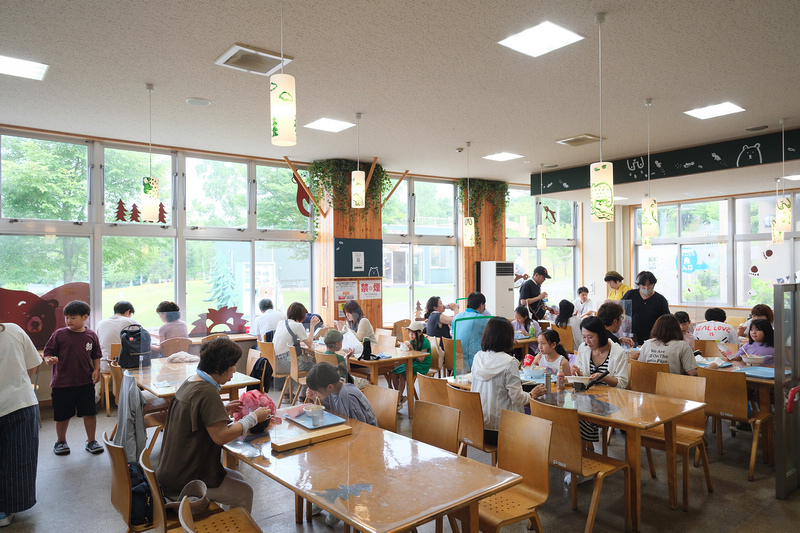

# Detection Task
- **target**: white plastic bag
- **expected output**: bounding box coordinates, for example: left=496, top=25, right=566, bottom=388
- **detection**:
left=342, top=329, right=364, bottom=357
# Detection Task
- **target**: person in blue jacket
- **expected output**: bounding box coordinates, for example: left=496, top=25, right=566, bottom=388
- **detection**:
left=452, top=292, right=492, bottom=371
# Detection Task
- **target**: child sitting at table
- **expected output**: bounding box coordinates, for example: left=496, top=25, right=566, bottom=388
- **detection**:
left=388, top=321, right=431, bottom=407
left=512, top=306, right=541, bottom=360
left=731, top=319, right=775, bottom=366
left=305, top=362, right=377, bottom=426
left=533, top=329, right=571, bottom=376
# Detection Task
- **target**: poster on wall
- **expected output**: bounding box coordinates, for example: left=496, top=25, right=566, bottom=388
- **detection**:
left=359, top=279, right=382, bottom=300
left=338, top=302, right=346, bottom=318
left=352, top=251, right=365, bottom=272
left=335, top=280, right=358, bottom=301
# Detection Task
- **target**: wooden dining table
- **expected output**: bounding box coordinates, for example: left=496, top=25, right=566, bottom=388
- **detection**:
left=535, top=386, right=705, bottom=532
left=223, top=411, right=521, bottom=533
left=131, top=358, right=260, bottom=400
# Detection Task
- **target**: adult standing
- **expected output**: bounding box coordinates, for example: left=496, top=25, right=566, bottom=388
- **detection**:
left=250, top=298, right=286, bottom=342
left=424, top=296, right=458, bottom=339
left=519, top=266, right=556, bottom=320
left=620, top=271, right=670, bottom=344
left=95, top=301, right=137, bottom=373
left=604, top=271, right=632, bottom=301
left=0, top=323, right=42, bottom=527
left=452, top=292, right=492, bottom=371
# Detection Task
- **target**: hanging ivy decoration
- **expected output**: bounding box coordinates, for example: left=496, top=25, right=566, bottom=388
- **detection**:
left=457, top=178, right=509, bottom=248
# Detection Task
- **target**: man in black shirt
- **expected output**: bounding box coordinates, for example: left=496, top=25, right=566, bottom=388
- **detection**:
left=620, top=271, right=670, bottom=343
left=519, top=266, right=556, bottom=320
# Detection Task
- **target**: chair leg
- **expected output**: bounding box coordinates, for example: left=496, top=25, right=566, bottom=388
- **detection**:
left=277, top=377, right=291, bottom=409
left=585, top=473, right=605, bottom=533
left=682, top=449, right=690, bottom=512
left=490, top=450, right=497, bottom=467
left=645, top=446, right=657, bottom=478
left=748, top=420, right=762, bottom=481
left=447, top=515, right=460, bottom=533
left=602, top=427, right=609, bottom=456
left=716, top=417, right=723, bottom=455
left=570, top=472, right=578, bottom=510
left=622, top=466, right=631, bottom=532
left=104, top=374, right=113, bottom=417
left=434, top=517, right=443, bottom=533
left=698, top=443, right=713, bottom=494
left=527, top=511, right=544, bottom=532
left=694, top=446, right=700, bottom=467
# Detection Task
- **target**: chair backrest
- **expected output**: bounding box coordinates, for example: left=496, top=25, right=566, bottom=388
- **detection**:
left=498, top=410, right=552, bottom=501
left=201, top=333, right=228, bottom=344
left=375, top=328, right=393, bottom=338
left=550, top=324, right=574, bottom=353
left=393, top=319, right=411, bottom=339
left=726, top=316, right=747, bottom=329
left=446, top=385, right=487, bottom=452
left=315, top=352, right=340, bottom=368
left=290, top=348, right=308, bottom=381
left=103, top=431, right=136, bottom=527
left=417, top=374, right=449, bottom=406
left=655, top=373, right=707, bottom=431
left=412, top=401, right=460, bottom=454
left=377, top=335, right=397, bottom=350
left=110, top=342, right=122, bottom=361
left=629, top=360, right=670, bottom=394
left=140, top=446, right=170, bottom=533
left=160, top=337, right=192, bottom=357
left=110, top=361, right=124, bottom=402
left=258, top=341, right=285, bottom=378
left=697, top=367, right=749, bottom=421
left=528, top=399, right=584, bottom=473
left=362, top=384, right=399, bottom=432
left=178, top=496, right=197, bottom=532
left=315, top=326, right=332, bottom=340
left=427, top=338, right=441, bottom=373
left=441, top=338, right=464, bottom=373
left=245, top=348, right=266, bottom=393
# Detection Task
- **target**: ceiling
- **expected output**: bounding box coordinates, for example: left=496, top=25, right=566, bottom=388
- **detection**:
left=2, top=0, right=799, bottom=204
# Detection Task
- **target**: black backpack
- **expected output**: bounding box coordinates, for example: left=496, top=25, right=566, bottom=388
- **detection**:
left=118, top=325, right=152, bottom=369
left=128, top=462, right=154, bottom=525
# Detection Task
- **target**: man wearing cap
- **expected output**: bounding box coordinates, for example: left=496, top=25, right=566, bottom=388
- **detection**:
left=604, top=271, right=632, bottom=301
left=519, top=266, right=555, bottom=320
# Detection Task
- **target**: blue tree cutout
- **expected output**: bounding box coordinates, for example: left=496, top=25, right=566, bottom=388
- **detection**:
left=314, top=483, right=372, bottom=504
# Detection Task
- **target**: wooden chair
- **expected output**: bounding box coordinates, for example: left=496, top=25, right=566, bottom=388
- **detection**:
left=529, top=399, right=631, bottom=533
left=245, top=348, right=266, bottom=394
left=258, top=341, right=289, bottom=407
left=392, top=319, right=411, bottom=340
left=376, top=335, right=397, bottom=351
left=104, top=342, right=122, bottom=416
left=201, top=333, right=228, bottom=344
left=641, top=373, right=713, bottom=511
left=110, top=361, right=170, bottom=416
left=537, top=320, right=551, bottom=331
left=314, top=352, right=339, bottom=368
left=441, top=338, right=464, bottom=377
left=629, top=360, right=670, bottom=394
left=412, top=401, right=460, bottom=453
left=425, top=339, right=442, bottom=377
left=416, top=374, right=449, bottom=406
left=697, top=367, right=772, bottom=480
left=375, top=328, right=393, bottom=338
left=550, top=324, right=574, bottom=353
left=178, top=496, right=262, bottom=533
left=314, top=326, right=332, bottom=340
left=288, top=348, right=310, bottom=406
left=446, top=385, right=497, bottom=466
left=362, top=384, right=399, bottom=432
left=454, top=410, right=552, bottom=533
left=160, top=337, right=192, bottom=357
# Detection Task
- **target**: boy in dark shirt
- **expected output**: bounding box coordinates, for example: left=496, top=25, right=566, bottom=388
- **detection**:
left=43, top=300, right=103, bottom=456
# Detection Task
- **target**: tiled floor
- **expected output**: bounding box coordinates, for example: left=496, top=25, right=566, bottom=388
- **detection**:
left=6, top=381, right=800, bottom=533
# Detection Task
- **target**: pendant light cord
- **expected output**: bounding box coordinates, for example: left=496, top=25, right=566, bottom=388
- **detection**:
left=466, top=141, right=471, bottom=218
left=781, top=118, right=786, bottom=196
left=646, top=98, right=651, bottom=198
left=148, top=84, right=153, bottom=178
left=280, top=0, right=285, bottom=74
left=597, top=14, right=604, bottom=163
left=356, top=113, right=361, bottom=171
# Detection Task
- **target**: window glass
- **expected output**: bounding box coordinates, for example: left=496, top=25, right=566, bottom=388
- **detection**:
left=256, top=165, right=311, bottom=230
left=735, top=241, right=792, bottom=306
left=382, top=179, right=407, bottom=234
left=636, top=244, right=680, bottom=304
left=1, top=135, right=88, bottom=221
left=543, top=198, right=574, bottom=239
left=185, top=240, right=250, bottom=334
left=680, top=200, right=727, bottom=236
left=633, top=204, right=679, bottom=239
left=185, top=157, right=247, bottom=228
left=101, top=236, right=174, bottom=329
left=413, top=245, right=456, bottom=316
left=382, top=243, right=410, bottom=322
left=506, top=189, right=536, bottom=239
left=680, top=243, right=727, bottom=305
left=734, top=196, right=775, bottom=235
left=104, top=147, right=172, bottom=224
left=540, top=247, right=575, bottom=302
left=254, top=241, right=311, bottom=316
left=414, top=181, right=453, bottom=236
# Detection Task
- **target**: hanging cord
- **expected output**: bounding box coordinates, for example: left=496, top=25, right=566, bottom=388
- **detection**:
left=646, top=98, right=652, bottom=198
left=279, top=0, right=285, bottom=74
left=147, top=83, right=153, bottom=178
left=466, top=141, right=471, bottom=217
left=356, top=113, right=361, bottom=171
left=781, top=118, right=786, bottom=197
left=596, top=13, right=605, bottom=162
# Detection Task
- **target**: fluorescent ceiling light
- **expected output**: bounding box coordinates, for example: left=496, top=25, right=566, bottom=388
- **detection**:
left=304, top=118, right=355, bottom=133
left=783, top=174, right=800, bottom=181
left=613, top=196, right=628, bottom=201
left=499, top=21, right=584, bottom=58
left=483, top=152, right=523, bottom=162
left=684, top=102, right=745, bottom=120
left=0, top=54, right=49, bottom=80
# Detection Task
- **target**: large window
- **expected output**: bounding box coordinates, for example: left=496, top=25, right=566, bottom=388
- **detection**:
left=256, top=164, right=311, bottom=231
left=185, top=156, right=247, bottom=228
left=104, top=147, right=172, bottom=224
left=254, top=241, right=311, bottom=313
left=382, top=179, right=408, bottom=235
left=414, top=181, right=454, bottom=236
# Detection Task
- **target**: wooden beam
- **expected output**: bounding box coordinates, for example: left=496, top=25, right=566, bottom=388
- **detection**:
left=364, top=156, right=379, bottom=189
left=381, top=170, right=409, bottom=209
left=284, top=156, right=329, bottom=218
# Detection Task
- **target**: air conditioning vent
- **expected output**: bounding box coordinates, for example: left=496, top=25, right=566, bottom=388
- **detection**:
left=555, top=134, right=603, bottom=147
left=496, top=262, right=514, bottom=276
left=215, top=44, right=292, bottom=76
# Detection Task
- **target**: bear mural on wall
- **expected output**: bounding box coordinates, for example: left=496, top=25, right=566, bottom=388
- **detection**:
left=736, top=143, right=762, bottom=167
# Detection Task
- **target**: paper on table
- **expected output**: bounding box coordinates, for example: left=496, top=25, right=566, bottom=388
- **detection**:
left=152, top=380, right=172, bottom=388
left=695, top=355, right=732, bottom=368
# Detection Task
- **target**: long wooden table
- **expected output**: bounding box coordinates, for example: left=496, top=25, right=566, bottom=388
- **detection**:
left=223, top=413, right=521, bottom=533
left=313, top=343, right=425, bottom=418
left=131, top=358, right=260, bottom=400
left=535, top=387, right=705, bottom=532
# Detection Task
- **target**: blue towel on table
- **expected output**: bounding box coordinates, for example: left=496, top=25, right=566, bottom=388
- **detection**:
left=732, top=366, right=790, bottom=379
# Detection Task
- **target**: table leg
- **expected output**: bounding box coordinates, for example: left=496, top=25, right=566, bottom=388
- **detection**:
left=465, top=501, right=479, bottom=533
left=756, top=383, right=774, bottom=465
left=664, top=420, right=678, bottom=510
left=406, top=363, right=415, bottom=419
left=223, top=448, right=238, bottom=469
left=624, top=429, right=642, bottom=532
left=369, top=365, right=379, bottom=386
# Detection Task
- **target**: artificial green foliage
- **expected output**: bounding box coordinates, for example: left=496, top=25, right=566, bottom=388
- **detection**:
left=457, top=178, right=509, bottom=248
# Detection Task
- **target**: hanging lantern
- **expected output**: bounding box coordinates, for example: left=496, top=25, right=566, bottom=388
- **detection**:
left=590, top=162, right=614, bottom=222
left=776, top=196, right=792, bottom=232
left=536, top=224, right=547, bottom=249
left=270, top=72, right=296, bottom=146
left=141, top=175, right=159, bottom=222
left=463, top=216, right=475, bottom=247
left=351, top=170, right=365, bottom=208
left=772, top=220, right=784, bottom=244
left=642, top=197, right=659, bottom=237
left=642, top=236, right=652, bottom=249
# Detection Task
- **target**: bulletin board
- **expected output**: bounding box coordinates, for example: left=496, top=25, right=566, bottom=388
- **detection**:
left=334, top=238, right=383, bottom=278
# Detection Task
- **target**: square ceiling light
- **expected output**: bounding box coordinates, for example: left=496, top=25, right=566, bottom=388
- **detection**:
left=499, top=21, right=584, bottom=58
left=483, top=152, right=523, bottom=162
left=215, top=43, right=291, bottom=76
left=304, top=118, right=355, bottom=133
left=684, top=102, right=745, bottom=120
left=783, top=174, right=800, bottom=181
left=0, top=54, right=48, bottom=80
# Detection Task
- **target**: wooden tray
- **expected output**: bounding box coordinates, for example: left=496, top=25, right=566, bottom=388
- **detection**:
left=271, top=422, right=352, bottom=452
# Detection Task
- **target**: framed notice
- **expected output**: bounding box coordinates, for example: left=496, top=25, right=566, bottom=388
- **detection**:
left=359, top=279, right=382, bottom=300
left=335, top=280, right=358, bottom=301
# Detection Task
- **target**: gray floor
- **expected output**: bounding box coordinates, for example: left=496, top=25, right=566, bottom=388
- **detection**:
left=6, top=381, right=800, bottom=533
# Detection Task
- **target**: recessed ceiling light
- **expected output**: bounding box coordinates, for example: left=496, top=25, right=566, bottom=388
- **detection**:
left=556, top=134, right=602, bottom=147
left=215, top=43, right=291, bottom=76
left=783, top=174, right=800, bottom=181
left=542, top=164, right=559, bottom=169
left=0, top=54, right=49, bottom=80
left=304, top=118, right=356, bottom=133
left=684, top=102, right=745, bottom=120
left=483, top=152, right=524, bottom=162
left=186, top=97, right=211, bottom=106
left=613, top=196, right=628, bottom=201
left=499, top=21, right=584, bottom=58
left=745, top=125, right=768, bottom=132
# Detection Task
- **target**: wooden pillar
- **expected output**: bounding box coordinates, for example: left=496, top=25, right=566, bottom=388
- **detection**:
left=459, top=199, right=506, bottom=298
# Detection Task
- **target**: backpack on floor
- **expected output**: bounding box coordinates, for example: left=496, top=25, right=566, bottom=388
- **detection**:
left=118, top=324, right=152, bottom=369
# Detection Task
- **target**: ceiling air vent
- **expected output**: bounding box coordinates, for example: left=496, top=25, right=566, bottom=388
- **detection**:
left=555, top=134, right=603, bottom=147
left=215, top=44, right=292, bottom=76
